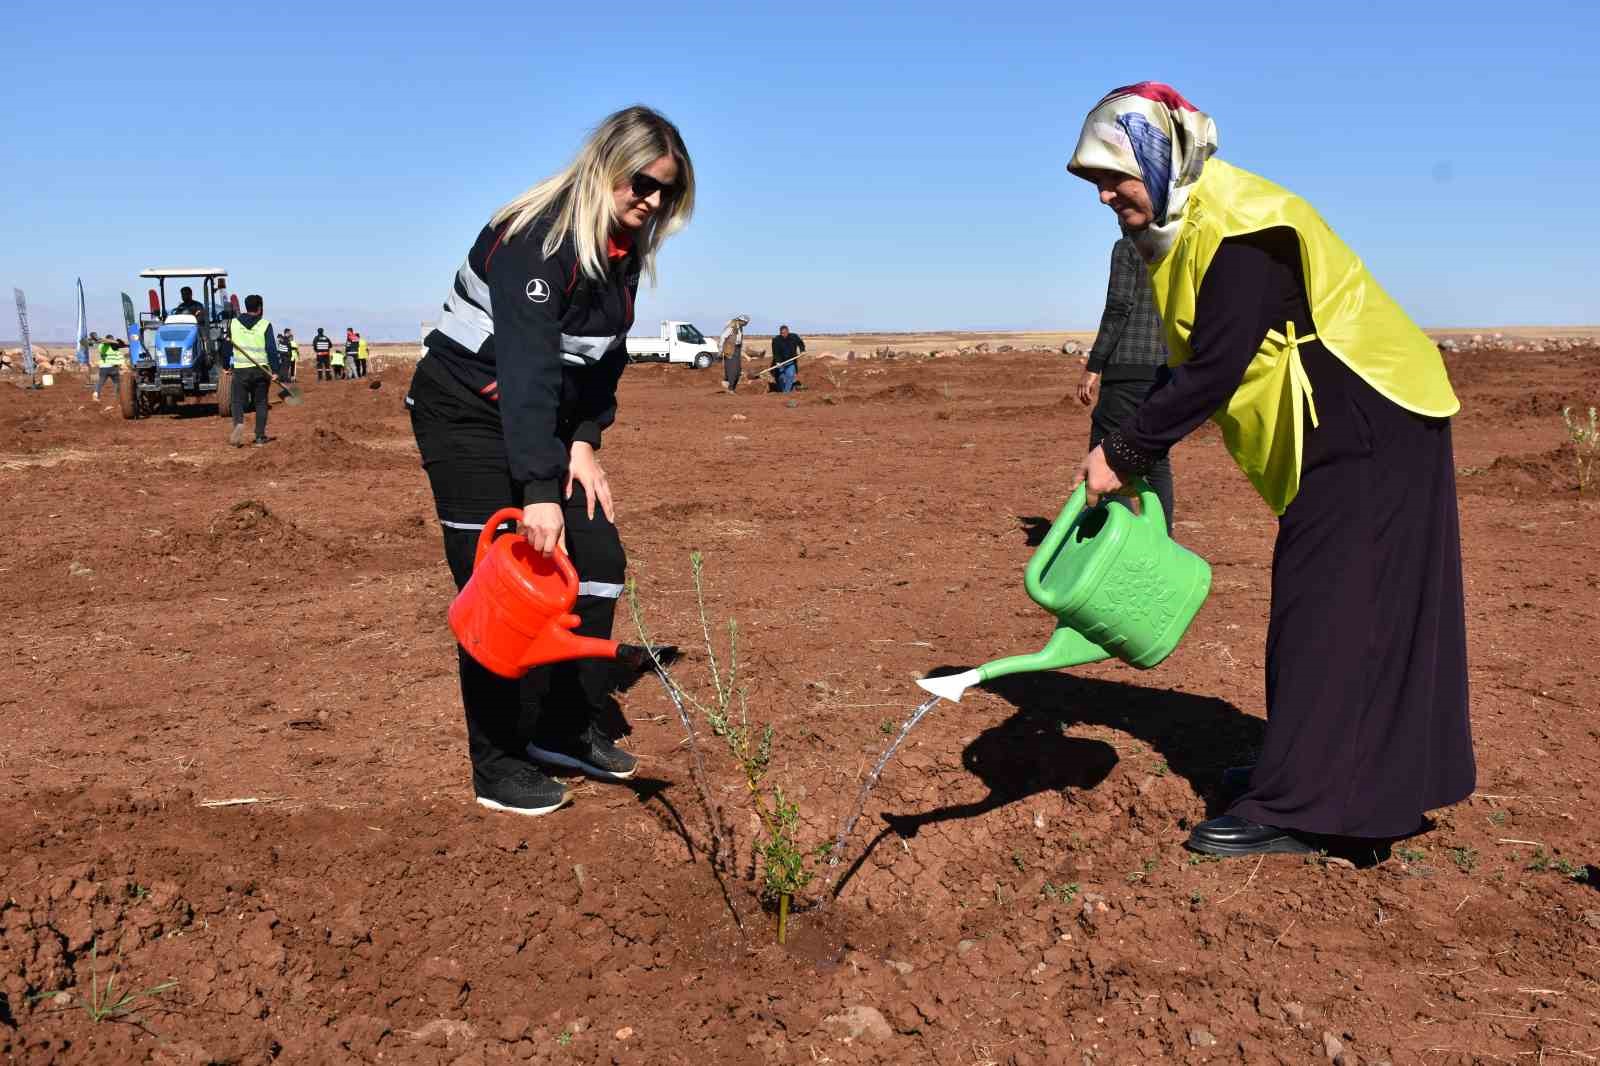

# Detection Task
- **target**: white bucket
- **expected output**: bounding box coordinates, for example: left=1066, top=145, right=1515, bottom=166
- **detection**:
left=40, top=374, right=54, bottom=386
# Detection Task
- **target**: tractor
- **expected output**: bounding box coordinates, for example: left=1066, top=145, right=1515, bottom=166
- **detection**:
left=119, top=268, right=238, bottom=419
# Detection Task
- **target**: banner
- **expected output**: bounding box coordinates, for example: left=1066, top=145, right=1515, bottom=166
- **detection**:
left=121, top=292, right=143, bottom=363
left=75, top=277, right=89, bottom=366
left=13, top=288, right=36, bottom=376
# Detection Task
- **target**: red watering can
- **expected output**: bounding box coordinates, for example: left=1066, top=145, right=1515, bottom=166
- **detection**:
left=449, top=507, right=647, bottom=679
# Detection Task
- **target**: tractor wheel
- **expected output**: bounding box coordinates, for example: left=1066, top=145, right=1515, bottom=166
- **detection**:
left=216, top=373, right=232, bottom=419
left=117, top=370, right=138, bottom=420
left=693, top=352, right=713, bottom=370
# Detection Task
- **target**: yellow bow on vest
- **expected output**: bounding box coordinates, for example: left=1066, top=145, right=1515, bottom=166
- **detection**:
left=1217, top=320, right=1319, bottom=515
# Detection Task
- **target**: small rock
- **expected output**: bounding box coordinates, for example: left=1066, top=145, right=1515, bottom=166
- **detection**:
left=821, top=1005, right=893, bottom=1043
left=1322, top=1030, right=1344, bottom=1059
left=956, top=939, right=977, bottom=955
left=730, top=413, right=747, bottom=421
left=1060, top=340, right=1082, bottom=355
left=1187, top=1027, right=1216, bottom=1048
left=785, top=400, right=799, bottom=408
left=1334, top=1051, right=1361, bottom=1066
left=68, top=561, right=94, bottom=578
left=886, top=959, right=914, bottom=975
left=1283, top=1001, right=1307, bottom=1025
left=614, top=1026, right=634, bottom=1041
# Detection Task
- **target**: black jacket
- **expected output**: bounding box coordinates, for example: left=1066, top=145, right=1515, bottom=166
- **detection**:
left=770, top=332, right=805, bottom=362
left=422, top=216, right=638, bottom=505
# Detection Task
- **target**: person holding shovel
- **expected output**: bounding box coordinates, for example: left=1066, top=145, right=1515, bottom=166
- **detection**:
left=768, top=324, right=805, bottom=393
left=1067, top=82, right=1473, bottom=857
left=407, top=105, right=696, bottom=817
left=226, top=293, right=285, bottom=447
left=92, top=334, right=127, bottom=402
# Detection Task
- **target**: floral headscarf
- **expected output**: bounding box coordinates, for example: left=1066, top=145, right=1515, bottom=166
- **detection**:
left=1067, top=82, right=1219, bottom=261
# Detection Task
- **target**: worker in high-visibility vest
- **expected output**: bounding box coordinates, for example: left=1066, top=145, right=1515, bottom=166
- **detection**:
left=328, top=335, right=346, bottom=379
left=226, top=294, right=285, bottom=447
left=92, top=334, right=128, bottom=402
left=355, top=332, right=370, bottom=378
left=312, top=328, right=333, bottom=379
left=279, top=328, right=300, bottom=381
left=344, top=328, right=360, bottom=380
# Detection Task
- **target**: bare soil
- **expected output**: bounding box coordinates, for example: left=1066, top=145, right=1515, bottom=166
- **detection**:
left=2, top=344, right=1598, bottom=1065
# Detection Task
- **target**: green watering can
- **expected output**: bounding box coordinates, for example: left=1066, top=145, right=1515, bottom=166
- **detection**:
left=917, top=481, right=1212, bottom=703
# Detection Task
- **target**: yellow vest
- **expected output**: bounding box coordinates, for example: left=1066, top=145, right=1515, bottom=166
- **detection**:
left=357, top=338, right=369, bottom=360
left=97, top=341, right=124, bottom=367
left=1146, top=159, right=1459, bottom=513
left=329, top=344, right=345, bottom=367
left=229, top=318, right=272, bottom=373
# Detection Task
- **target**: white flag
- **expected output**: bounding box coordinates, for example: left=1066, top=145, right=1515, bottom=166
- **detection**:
left=13, top=289, right=35, bottom=375
left=75, top=277, right=89, bottom=366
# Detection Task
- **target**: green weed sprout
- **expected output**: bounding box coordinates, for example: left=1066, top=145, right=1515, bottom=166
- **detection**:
left=1562, top=405, right=1599, bottom=497
left=82, top=940, right=176, bottom=1024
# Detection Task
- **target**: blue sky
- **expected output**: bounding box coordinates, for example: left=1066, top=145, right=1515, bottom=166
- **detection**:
left=4, top=0, right=1597, bottom=340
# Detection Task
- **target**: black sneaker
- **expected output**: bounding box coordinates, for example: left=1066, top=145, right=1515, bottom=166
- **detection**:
left=474, top=765, right=569, bottom=816
left=527, top=725, right=637, bottom=781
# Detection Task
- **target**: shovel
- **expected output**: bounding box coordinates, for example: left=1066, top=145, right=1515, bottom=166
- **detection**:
left=272, top=376, right=304, bottom=405
left=918, top=481, right=1212, bottom=703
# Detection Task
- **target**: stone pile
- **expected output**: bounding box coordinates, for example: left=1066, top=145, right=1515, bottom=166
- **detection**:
left=1435, top=333, right=1595, bottom=353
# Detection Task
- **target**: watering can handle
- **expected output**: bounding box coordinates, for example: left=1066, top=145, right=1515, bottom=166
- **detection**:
left=473, top=508, right=527, bottom=568
left=1025, top=482, right=1089, bottom=589
left=470, top=506, right=583, bottom=602
left=1134, top=480, right=1165, bottom=530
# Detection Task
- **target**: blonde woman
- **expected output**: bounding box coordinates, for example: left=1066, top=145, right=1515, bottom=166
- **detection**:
left=406, top=105, right=695, bottom=816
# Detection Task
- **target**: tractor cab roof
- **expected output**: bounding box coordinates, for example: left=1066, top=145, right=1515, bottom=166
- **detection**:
left=139, top=268, right=229, bottom=279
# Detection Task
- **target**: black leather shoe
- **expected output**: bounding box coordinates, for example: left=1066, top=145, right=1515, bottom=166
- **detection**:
left=1218, top=765, right=1254, bottom=800
left=1186, top=815, right=1313, bottom=856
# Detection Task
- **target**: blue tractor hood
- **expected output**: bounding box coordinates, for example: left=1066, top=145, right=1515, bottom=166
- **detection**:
left=155, top=323, right=201, bottom=367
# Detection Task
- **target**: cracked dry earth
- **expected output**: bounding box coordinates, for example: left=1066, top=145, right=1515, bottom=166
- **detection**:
left=2, top=344, right=1598, bottom=1065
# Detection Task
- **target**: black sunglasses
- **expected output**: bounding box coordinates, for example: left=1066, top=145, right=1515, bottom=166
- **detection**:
left=629, top=172, right=678, bottom=201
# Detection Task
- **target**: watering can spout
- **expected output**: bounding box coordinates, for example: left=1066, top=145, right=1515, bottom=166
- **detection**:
left=916, top=626, right=1110, bottom=704
left=978, top=625, right=1111, bottom=683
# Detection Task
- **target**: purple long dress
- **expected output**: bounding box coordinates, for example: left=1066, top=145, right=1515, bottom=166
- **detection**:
left=1105, top=228, right=1475, bottom=839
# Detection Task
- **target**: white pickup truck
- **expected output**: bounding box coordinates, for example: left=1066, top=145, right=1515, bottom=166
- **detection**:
left=625, top=320, right=720, bottom=369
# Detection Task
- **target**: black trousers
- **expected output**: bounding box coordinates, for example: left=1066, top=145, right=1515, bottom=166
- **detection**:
left=724, top=347, right=742, bottom=390
left=407, top=358, right=627, bottom=789
left=316, top=354, right=330, bottom=379
left=1090, top=377, right=1175, bottom=532
left=231, top=368, right=270, bottom=438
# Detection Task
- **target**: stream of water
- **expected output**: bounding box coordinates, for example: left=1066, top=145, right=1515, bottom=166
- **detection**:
left=828, top=693, right=943, bottom=868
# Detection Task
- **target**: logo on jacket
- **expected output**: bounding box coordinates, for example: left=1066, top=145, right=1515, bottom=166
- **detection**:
left=525, top=278, right=550, bottom=304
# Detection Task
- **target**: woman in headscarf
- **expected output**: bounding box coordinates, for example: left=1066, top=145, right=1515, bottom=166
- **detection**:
left=1067, top=83, right=1474, bottom=857
left=719, top=314, right=749, bottom=393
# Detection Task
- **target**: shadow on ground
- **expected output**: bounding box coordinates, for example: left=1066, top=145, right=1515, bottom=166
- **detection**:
left=831, top=670, right=1265, bottom=897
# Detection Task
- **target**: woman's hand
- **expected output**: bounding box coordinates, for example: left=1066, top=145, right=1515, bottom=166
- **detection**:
left=1074, top=444, right=1125, bottom=508
left=522, top=502, right=565, bottom=557
left=565, top=441, right=615, bottom=523
left=1076, top=368, right=1102, bottom=407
